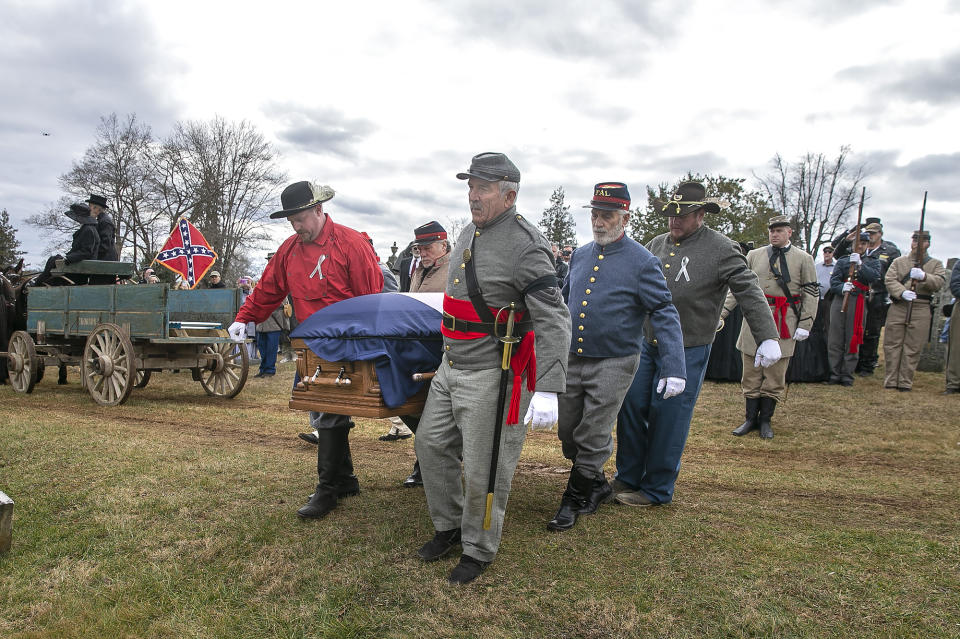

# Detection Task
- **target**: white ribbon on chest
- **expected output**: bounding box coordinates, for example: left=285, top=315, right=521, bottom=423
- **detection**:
left=309, top=255, right=327, bottom=280
left=675, top=256, right=690, bottom=282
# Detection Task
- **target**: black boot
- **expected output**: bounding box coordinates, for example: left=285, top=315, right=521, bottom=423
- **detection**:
left=336, top=438, right=359, bottom=498
left=297, top=427, right=346, bottom=519
left=547, top=468, right=591, bottom=531
left=732, top=396, right=760, bottom=436
left=579, top=473, right=613, bottom=515
left=758, top=396, right=776, bottom=440
left=58, top=364, right=68, bottom=385
left=403, top=460, right=423, bottom=487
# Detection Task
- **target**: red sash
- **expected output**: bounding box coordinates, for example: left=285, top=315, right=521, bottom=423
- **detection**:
left=441, top=294, right=536, bottom=425
left=765, top=295, right=796, bottom=339
left=848, top=281, right=869, bottom=354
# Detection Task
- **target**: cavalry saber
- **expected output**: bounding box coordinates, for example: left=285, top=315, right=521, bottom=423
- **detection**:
left=904, top=191, right=928, bottom=325
left=841, top=186, right=866, bottom=313
left=484, top=303, right=519, bottom=531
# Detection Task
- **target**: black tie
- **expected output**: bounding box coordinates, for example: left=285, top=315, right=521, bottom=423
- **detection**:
left=770, top=246, right=791, bottom=283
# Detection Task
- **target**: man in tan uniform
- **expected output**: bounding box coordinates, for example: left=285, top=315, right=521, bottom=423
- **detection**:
left=722, top=215, right=819, bottom=439
left=883, top=230, right=947, bottom=392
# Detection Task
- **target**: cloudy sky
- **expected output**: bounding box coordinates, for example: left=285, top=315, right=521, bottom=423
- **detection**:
left=2, top=0, right=959, bottom=270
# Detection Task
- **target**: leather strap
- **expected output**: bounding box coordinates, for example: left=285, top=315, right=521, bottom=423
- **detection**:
left=464, top=234, right=496, bottom=324
left=442, top=313, right=533, bottom=336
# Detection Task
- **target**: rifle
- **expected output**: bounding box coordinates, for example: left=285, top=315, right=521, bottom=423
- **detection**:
left=841, top=186, right=866, bottom=313
left=904, top=191, right=928, bottom=324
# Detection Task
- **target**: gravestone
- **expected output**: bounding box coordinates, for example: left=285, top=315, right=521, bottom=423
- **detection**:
left=0, top=490, right=12, bottom=553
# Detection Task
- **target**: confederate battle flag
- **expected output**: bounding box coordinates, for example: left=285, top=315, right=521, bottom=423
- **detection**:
left=154, top=218, right=218, bottom=289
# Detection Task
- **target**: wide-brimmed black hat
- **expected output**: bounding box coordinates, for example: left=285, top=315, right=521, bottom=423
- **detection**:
left=456, top=152, right=521, bottom=183
left=656, top=181, right=722, bottom=217
left=583, top=182, right=630, bottom=211
left=413, top=221, right=447, bottom=245
left=269, top=181, right=335, bottom=219
left=65, top=202, right=91, bottom=223
left=85, top=194, right=108, bottom=208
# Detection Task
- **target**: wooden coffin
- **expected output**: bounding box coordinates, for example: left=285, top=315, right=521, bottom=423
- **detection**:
left=288, top=338, right=431, bottom=417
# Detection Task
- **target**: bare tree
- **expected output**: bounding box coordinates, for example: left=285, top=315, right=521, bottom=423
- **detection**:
left=151, top=117, right=285, bottom=275
left=755, top=146, right=867, bottom=256
left=445, top=215, right=470, bottom=241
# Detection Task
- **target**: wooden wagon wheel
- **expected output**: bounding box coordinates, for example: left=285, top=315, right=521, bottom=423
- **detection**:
left=6, top=330, right=39, bottom=394
left=199, top=342, right=248, bottom=398
left=134, top=369, right=152, bottom=388
left=81, top=323, right=135, bottom=406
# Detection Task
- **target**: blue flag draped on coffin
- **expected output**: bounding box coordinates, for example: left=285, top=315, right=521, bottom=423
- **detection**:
left=290, top=292, right=444, bottom=408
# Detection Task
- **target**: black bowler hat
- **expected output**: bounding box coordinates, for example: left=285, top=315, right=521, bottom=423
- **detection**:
left=412, top=221, right=447, bottom=245
left=86, top=194, right=108, bottom=208
left=269, top=181, right=335, bottom=219
left=583, top=182, right=630, bottom=211
left=456, top=152, right=521, bottom=183
left=657, top=181, right=722, bottom=217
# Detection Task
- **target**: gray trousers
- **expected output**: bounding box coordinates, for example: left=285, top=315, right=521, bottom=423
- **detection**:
left=828, top=295, right=864, bottom=383
left=948, top=302, right=960, bottom=391
left=415, top=357, right=532, bottom=563
left=557, top=352, right=641, bottom=477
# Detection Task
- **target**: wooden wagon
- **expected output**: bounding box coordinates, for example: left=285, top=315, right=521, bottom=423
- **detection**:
left=2, top=261, right=249, bottom=406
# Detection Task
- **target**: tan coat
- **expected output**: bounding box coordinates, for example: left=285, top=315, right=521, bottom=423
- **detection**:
left=723, top=244, right=818, bottom=357
left=884, top=252, right=946, bottom=301
left=410, top=251, right=450, bottom=293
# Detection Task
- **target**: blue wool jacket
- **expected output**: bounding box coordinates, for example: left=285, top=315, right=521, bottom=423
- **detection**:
left=563, top=235, right=685, bottom=379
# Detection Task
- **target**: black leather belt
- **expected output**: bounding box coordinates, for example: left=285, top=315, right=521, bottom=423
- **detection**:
left=442, top=312, right=532, bottom=336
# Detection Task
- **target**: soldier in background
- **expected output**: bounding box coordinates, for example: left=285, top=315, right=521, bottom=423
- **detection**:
left=882, top=230, right=947, bottom=392
left=414, top=152, right=570, bottom=584
left=722, top=215, right=819, bottom=439
left=943, top=260, right=960, bottom=395
left=856, top=221, right=900, bottom=377
left=826, top=233, right=881, bottom=386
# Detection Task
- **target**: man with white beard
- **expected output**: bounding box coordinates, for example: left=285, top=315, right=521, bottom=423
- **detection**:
left=548, top=182, right=686, bottom=531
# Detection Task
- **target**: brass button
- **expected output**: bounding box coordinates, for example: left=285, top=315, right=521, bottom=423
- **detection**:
left=585, top=289, right=591, bottom=295
left=675, top=242, right=680, bottom=246
left=460, top=263, right=465, bottom=269
left=665, top=264, right=670, bottom=268
left=598, top=255, right=604, bottom=260
left=577, top=348, right=583, bottom=354
left=516, top=215, right=522, bottom=220
left=652, top=339, right=658, bottom=346
left=589, top=277, right=595, bottom=283
left=670, top=252, right=675, bottom=256
left=578, top=337, right=583, bottom=343
left=582, top=301, right=588, bottom=307
left=593, top=266, right=599, bottom=272
left=579, top=313, right=585, bottom=318
left=454, top=278, right=460, bottom=284
left=475, top=231, right=481, bottom=237
left=578, top=325, right=584, bottom=330
left=448, top=360, right=454, bottom=366
left=445, top=345, right=450, bottom=351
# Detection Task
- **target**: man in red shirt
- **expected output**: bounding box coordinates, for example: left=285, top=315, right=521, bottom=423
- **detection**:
left=229, top=181, right=383, bottom=519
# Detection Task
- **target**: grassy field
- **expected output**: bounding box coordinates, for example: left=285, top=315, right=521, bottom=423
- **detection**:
left=1, top=361, right=959, bottom=638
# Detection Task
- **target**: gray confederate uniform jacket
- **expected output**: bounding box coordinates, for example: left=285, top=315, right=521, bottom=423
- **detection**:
left=646, top=225, right=778, bottom=348
left=723, top=244, right=819, bottom=357
left=444, top=206, right=571, bottom=392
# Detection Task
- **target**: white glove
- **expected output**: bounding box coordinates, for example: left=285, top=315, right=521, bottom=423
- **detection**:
left=842, top=282, right=855, bottom=294
left=524, top=391, right=558, bottom=431
left=901, top=290, right=917, bottom=302
left=754, top=339, right=782, bottom=368
left=228, top=321, right=247, bottom=342
left=910, top=267, right=926, bottom=281
left=849, top=252, right=861, bottom=265
left=657, top=377, right=686, bottom=399
left=793, top=327, right=810, bottom=341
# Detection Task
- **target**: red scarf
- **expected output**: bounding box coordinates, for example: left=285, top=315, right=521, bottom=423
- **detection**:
left=848, top=281, right=869, bottom=354
left=441, top=294, right=536, bottom=424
